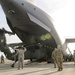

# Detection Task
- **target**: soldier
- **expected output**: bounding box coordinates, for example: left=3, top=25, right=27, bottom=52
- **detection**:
left=14, top=46, right=27, bottom=70
left=55, top=45, right=63, bottom=71
left=73, top=50, right=75, bottom=65
left=11, top=50, right=18, bottom=67
left=1, top=55, right=5, bottom=63
left=52, top=48, right=57, bottom=68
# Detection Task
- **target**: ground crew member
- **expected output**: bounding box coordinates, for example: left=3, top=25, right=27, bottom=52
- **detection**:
left=11, top=50, right=18, bottom=67
left=55, top=45, right=63, bottom=71
left=1, top=55, right=5, bottom=63
left=15, top=46, right=27, bottom=70
left=73, top=50, right=75, bottom=65
left=52, top=48, right=57, bottom=68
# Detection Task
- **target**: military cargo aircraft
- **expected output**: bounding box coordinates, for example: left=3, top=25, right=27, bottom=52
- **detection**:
left=0, top=0, right=74, bottom=62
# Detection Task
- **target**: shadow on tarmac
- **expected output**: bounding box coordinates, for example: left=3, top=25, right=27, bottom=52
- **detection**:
left=0, top=61, right=75, bottom=71
left=42, top=71, right=58, bottom=75
left=63, top=62, right=75, bottom=68
left=16, top=69, right=58, bottom=75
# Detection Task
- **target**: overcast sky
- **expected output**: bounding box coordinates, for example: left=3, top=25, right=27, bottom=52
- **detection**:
left=0, top=0, right=75, bottom=53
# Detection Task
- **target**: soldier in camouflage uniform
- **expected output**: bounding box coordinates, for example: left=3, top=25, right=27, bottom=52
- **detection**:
left=55, top=45, right=63, bottom=71
left=13, top=46, right=27, bottom=70
left=52, top=48, right=57, bottom=68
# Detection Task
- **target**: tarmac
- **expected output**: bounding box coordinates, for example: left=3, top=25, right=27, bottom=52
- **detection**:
left=0, top=59, right=75, bottom=75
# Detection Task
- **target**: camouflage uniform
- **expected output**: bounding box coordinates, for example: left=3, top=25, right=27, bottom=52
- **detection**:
left=15, top=47, right=27, bottom=70
left=55, top=45, right=63, bottom=71
left=52, top=48, right=57, bottom=68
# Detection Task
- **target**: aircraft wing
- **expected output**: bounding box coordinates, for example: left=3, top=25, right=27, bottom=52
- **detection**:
left=66, top=38, right=75, bottom=43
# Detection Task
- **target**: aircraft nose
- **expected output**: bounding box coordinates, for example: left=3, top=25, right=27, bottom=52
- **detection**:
left=0, top=0, right=7, bottom=5
left=0, top=0, right=6, bottom=3
left=0, top=0, right=12, bottom=5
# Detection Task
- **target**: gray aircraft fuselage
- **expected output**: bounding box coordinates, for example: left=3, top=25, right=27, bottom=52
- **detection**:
left=0, top=0, right=70, bottom=61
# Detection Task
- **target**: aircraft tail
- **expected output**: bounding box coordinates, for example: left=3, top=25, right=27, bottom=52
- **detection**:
left=65, top=38, right=75, bottom=43
left=65, top=37, right=75, bottom=55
